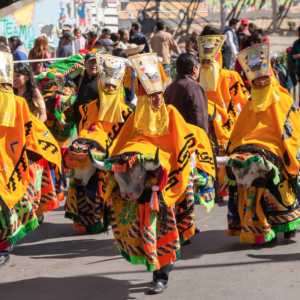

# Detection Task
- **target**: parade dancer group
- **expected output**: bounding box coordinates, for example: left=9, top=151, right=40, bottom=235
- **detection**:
left=0, top=34, right=300, bottom=295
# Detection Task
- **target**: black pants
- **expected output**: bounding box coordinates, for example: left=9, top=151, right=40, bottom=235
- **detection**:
left=153, top=263, right=170, bottom=285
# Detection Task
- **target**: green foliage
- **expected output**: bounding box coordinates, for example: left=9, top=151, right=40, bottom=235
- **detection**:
left=287, top=21, right=296, bottom=30
left=276, top=51, right=288, bottom=68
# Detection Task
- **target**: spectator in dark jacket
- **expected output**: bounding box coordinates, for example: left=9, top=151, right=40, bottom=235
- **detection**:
left=73, top=53, right=99, bottom=128
left=8, top=36, right=27, bottom=61
left=289, top=27, right=300, bottom=86
left=129, top=22, right=149, bottom=53
left=164, top=53, right=208, bottom=133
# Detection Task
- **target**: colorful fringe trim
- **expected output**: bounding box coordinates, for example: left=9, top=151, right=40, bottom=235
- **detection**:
left=179, top=225, right=195, bottom=244
left=35, top=199, right=60, bottom=216
left=194, top=193, right=214, bottom=212
left=73, top=221, right=104, bottom=233
left=118, top=246, right=180, bottom=272
left=229, top=155, right=280, bottom=185
left=240, top=230, right=276, bottom=244
left=8, top=218, right=39, bottom=246
left=271, top=217, right=300, bottom=233
left=229, top=154, right=262, bottom=169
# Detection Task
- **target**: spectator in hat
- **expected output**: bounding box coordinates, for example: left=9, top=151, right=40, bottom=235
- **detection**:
left=151, top=20, right=180, bottom=77
left=124, top=44, right=145, bottom=106
left=100, top=28, right=111, bottom=39
left=125, top=43, right=145, bottom=57
left=118, top=28, right=130, bottom=50
left=57, top=25, right=72, bottom=56
left=237, top=18, right=250, bottom=47
left=93, top=39, right=117, bottom=52
left=129, top=22, right=149, bottom=53
left=73, top=52, right=99, bottom=128
left=59, top=32, right=79, bottom=58
left=85, top=31, right=98, bottom=51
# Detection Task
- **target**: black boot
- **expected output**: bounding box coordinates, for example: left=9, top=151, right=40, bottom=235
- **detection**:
left=284, top=229, right=296, bottom=239
left=38, top=214, right=44, bottom=225
left=148, top=282, right=168, bottom=294
left=0, top=250, right=10, bottom=267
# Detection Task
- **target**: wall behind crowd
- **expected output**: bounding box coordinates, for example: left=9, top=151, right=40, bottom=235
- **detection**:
left=0, top=0, right=98, bottom=53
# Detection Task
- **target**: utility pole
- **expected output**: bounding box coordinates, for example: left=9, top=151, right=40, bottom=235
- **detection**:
left=220, top=0, right=226, bottom=32
left=272, top=0, right=278, bottom=33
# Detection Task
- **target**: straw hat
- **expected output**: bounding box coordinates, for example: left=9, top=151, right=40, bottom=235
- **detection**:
left=125, top=43, right=145, bottom=55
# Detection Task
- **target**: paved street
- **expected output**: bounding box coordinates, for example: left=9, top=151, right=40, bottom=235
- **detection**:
left=1, top=199, right=300, bottom=300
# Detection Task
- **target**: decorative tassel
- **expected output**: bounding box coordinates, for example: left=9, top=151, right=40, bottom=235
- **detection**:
left=38, top=78, right=48, bottom=92
left=159, top=62, right=168, bottom=83
left=158, top=168, right=168, bottom=191
left=124, top=66, right=132, bottom=89
left=150, top=185, right=159, bottom=212
left=79, top=49, right=89, bottom=54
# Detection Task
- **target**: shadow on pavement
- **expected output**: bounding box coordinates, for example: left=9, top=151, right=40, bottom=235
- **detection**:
left=13, top=238, right=120, bottom=259
left=16, top=221, right=103, bottom=245
left=0, top=275, right=149, bottom=300
left=180, top=229, right=297, bottom=260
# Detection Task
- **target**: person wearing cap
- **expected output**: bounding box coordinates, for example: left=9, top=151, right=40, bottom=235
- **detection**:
left=93, top=39, right=117, bottom=53
left=237, top=18, right=250, bottom=47
left=151, top=20, right=180, bottom=77
left=223, top=18, right=240, bottom=68
left=100, top=28, right=111, bottom=39
left=123, top=44, right=146, bottom=105
left=85, top=31, right=98, bottom=51
left=129, top=22, right=149, bottom=53
left=73, top=52, right=99, bottom=127
left=56, top=25, right=73, bottom=57
left=59, top=32, right=79, bottom=58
